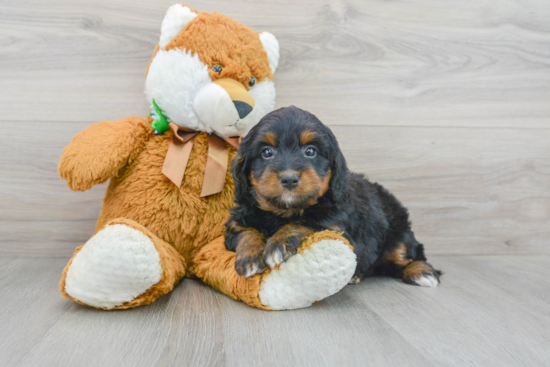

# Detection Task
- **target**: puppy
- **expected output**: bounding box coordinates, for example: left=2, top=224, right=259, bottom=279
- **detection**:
left=225, top=106, right=441, bottom=287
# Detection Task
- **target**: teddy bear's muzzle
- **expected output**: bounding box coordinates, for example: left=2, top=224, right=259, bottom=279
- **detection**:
left=193, top=78, right=256, bottom=137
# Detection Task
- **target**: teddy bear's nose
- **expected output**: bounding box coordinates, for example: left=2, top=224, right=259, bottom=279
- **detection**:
left=233, top=101, right=253, bottom=119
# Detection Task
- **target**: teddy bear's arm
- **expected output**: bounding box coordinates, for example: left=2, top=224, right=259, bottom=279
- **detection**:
left=58, top=116, right=152, bottom=191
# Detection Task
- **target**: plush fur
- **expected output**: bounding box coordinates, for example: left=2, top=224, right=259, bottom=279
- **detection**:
left=58, top=5, right=356, bottom=311
left=159, top=4, right=198, bottom=48
left=257, top=230, right=356, bottom=310
left=60, top=217, right=186, bottom=310
left=146, top=49, right=211, bottom=132
left=164, top=11, right=274, bottom=83
left=145, top=6, right=278, bottom=137
left=225, top=106, right=442, bottom=286
left=64, top=223, right=163, bottom=309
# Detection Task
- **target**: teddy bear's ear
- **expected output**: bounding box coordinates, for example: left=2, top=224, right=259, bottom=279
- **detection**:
left=259, top=32, right=280, bottom=74
left=159, top=4, right=198, bottom=48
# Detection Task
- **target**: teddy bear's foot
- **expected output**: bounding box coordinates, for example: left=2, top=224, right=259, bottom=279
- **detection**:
left=258, top=231, right=357, bottom=310
left=193, top=230, right=356, bottom=310
left=60, top=218, right=186, bottom=310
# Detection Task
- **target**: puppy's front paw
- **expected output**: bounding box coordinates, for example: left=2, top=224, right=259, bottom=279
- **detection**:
left=263, top=236, right=301, bottom=268
left=263, top=225, right=313, bottom=269
left=263, top=242, right=289, bottom=269
left=235, top=255, right=267, bottom=278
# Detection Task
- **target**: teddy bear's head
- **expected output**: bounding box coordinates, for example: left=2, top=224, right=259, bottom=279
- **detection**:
left=145, top=4, right=279, bottom=137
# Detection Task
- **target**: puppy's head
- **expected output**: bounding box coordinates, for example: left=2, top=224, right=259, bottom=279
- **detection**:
left=233, top=106, right=348, bottom=216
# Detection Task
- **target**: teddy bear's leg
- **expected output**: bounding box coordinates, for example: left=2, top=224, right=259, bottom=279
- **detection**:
left=192, top=230, right=357, bottom=310
left=59, top=218, right=186, bottom=310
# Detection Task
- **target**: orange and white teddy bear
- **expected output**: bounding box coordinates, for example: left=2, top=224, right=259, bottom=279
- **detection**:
left=57, top=4, right=357, bottom=311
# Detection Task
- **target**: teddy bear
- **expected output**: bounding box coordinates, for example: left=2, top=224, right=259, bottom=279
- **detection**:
left=57, top=4, right=357, bottom=311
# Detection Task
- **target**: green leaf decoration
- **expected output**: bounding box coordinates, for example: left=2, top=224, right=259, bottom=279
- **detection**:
left=150, top=98, right=170, bottom=134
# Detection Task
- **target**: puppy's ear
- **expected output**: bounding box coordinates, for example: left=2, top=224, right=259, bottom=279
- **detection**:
left=231, top=147, right=251, bottom=205
left=327, top=133, right=349, bottom=202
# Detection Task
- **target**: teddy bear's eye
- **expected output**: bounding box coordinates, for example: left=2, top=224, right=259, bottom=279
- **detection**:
left=212, top=65, right=223, bottom=74
left=248, top=76, right=256, bottom=88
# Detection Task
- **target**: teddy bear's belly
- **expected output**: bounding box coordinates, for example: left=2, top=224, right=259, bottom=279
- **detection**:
left=95, top=132, right=237, bottom=265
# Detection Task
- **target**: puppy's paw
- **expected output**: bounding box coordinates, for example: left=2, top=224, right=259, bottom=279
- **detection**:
left=263, top=225, right=312, bottom=269
left=409, top=273, right=440, bottom=287
left=263, top=244, right=288, bottom=269
left=264, top=237, right=301, bottom=269
left=403, top=261, right=441, bottom=287
left=348, top=275, right=361, bottom=285
left=235, top=255, right=267, bottom=278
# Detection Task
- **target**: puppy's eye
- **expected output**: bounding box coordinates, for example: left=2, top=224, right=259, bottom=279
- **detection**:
left=212, top=65, right=223, bottom=73
left=304, top=147, right=317, bottom=158
left=261, top=147, right=274, bottom=159
left=249, top=76, right=256, bottom=88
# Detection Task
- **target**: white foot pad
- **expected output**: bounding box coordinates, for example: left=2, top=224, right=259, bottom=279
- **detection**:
left=64, top=224, right=162, bottom=309
left=258, top=239, right=357, bottom=310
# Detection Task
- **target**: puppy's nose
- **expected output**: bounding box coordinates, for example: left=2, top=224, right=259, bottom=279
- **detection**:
left=280, top=174, right=300, bottom=190
left=233, top=101, right=253, bottom=119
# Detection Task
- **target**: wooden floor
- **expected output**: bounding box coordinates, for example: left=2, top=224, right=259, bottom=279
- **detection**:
left=0, top=255, right=548, bottom=367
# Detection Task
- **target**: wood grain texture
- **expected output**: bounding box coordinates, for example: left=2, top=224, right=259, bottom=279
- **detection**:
left=335, top=125, right=550, bottom=255
left=348, top=255, right=550, bottom=366
left=0, top=255, right=549, bottom=367
left=1, top=121, right=549, bottom=256
left=0, top=0, right=549, bottom=256
left=0, top=0, right=549, bottom=127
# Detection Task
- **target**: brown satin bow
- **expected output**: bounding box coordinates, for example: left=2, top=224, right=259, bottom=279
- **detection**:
left=161, top=122, right=240, bottom=197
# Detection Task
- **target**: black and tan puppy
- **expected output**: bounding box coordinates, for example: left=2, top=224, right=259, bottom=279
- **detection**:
left=225, top=106, right=441, bottom=287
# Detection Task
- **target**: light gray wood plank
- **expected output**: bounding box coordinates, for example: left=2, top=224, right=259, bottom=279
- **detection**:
left=344, top=255, right=550, bottom=367
left=1, top=0, right=549, bottom=255
left=0, top=121, right=106, bottom=256
left=216, top=292, right=434, bottom=367
left=20, top=283, right=226, bottom=367
left=0, top=0, right=549, bottom=127
left=1, top=256, right=549, bottom=367
left=0, top=257, right=225, bottom=367
left=4, top=257, right=432, bottom=367
left=1, top=121, right=549, bottom=256
left=0, top=258, right=76, bottom=366
left=335, top=125, right=550, bottom=256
